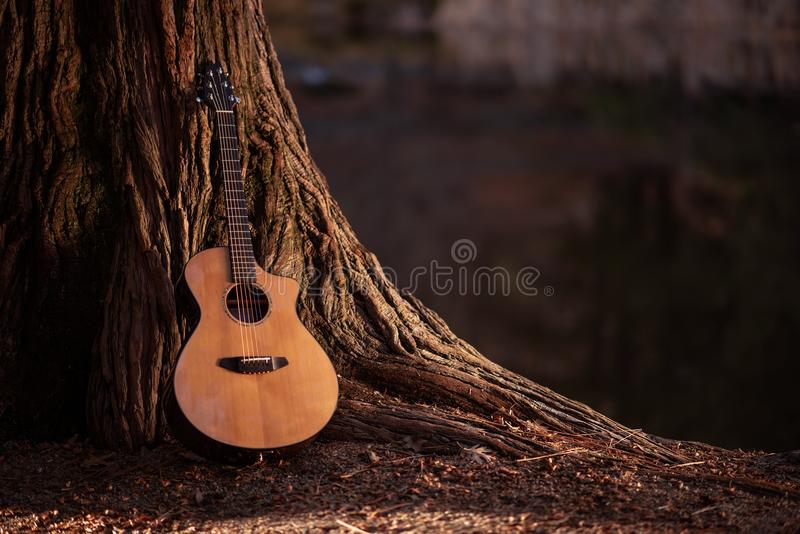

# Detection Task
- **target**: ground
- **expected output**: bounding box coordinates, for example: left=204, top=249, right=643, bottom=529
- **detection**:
left=1, top=437, right=798, bottom=533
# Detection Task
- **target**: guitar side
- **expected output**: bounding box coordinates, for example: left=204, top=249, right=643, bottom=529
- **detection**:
left=165, top=247, right=338, bottom=463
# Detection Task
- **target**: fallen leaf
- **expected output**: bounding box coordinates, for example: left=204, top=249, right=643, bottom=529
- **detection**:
left=460, top=445, right=494, bottom=464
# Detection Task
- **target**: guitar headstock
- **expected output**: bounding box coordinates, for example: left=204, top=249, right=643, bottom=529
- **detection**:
left=195, top=62, right=240, bottom=111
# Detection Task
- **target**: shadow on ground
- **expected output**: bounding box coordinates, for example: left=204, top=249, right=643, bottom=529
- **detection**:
left=1, top=438, right=798, bottom=532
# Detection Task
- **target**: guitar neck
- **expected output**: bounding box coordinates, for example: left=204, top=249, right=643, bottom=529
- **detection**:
left=215, top=110, right=256, bottom=283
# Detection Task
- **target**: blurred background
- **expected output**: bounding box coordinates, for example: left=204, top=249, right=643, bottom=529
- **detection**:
left=266, top=0, right=800, bottom=452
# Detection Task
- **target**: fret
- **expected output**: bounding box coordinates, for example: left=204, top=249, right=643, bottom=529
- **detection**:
left=214, top=108, right=258, bottom=283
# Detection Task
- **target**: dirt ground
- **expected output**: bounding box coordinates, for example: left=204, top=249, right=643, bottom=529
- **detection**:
left=1, top=437, right=797, bottom=533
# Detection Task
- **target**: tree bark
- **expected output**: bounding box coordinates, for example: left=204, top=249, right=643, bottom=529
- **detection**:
left=0, top=0, right=683, bottom=463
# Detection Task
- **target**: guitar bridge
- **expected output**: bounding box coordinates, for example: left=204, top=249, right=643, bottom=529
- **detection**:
left=218, top=356, right=288, bottom=374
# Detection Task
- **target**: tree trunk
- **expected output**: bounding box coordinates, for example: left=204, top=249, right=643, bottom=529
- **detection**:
left=0, top=0, right=683, bottom=463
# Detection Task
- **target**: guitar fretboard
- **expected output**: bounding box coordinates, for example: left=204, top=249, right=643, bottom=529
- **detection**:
left=215, top=110, right=256, bottom=283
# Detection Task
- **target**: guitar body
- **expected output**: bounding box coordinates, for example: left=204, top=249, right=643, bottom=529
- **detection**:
left=166, top=247, right=338, bottom=463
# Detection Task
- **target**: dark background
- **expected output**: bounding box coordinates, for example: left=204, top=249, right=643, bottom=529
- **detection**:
left=267, top=0, right=800, bottom=452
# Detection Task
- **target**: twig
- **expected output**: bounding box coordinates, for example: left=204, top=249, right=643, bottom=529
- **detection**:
left=339, top=455, right=427, bottom=479
left=516, top=448, right=585, bottom=463
left=551, top=429, right=608, bottom=439
left=691, top=505, right=719, bottom=516
left=336, top=519, right=372, bottom=534
left=607, top=428, right=643, bottom=449
left=670, top=460, right=707, bottom=469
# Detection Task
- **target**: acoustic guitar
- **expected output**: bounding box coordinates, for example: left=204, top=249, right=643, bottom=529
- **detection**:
left=165, top=63, right=339, bottom=463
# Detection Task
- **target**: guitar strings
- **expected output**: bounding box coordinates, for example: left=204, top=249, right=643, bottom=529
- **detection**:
left=222, top=104, right=260, bottom=361
left=209, top=68, right=251, bottom=362
left=210, top=70, right=248, bottom=360
left=222, top=94, right=259, bottom=362
left=215, top=68, right=261, bottom=363
left=221, top=73, right=258, bottom=363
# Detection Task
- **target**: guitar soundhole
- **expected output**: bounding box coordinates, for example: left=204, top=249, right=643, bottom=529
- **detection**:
left=225, top=283, right=270, bottom=324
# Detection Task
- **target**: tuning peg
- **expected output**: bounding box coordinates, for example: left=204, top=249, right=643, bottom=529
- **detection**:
left=235, top=97, right=241, bottom=104
left=195, top=96, right=202, bottom=103
left=217, top=67, right=223, bottom=74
